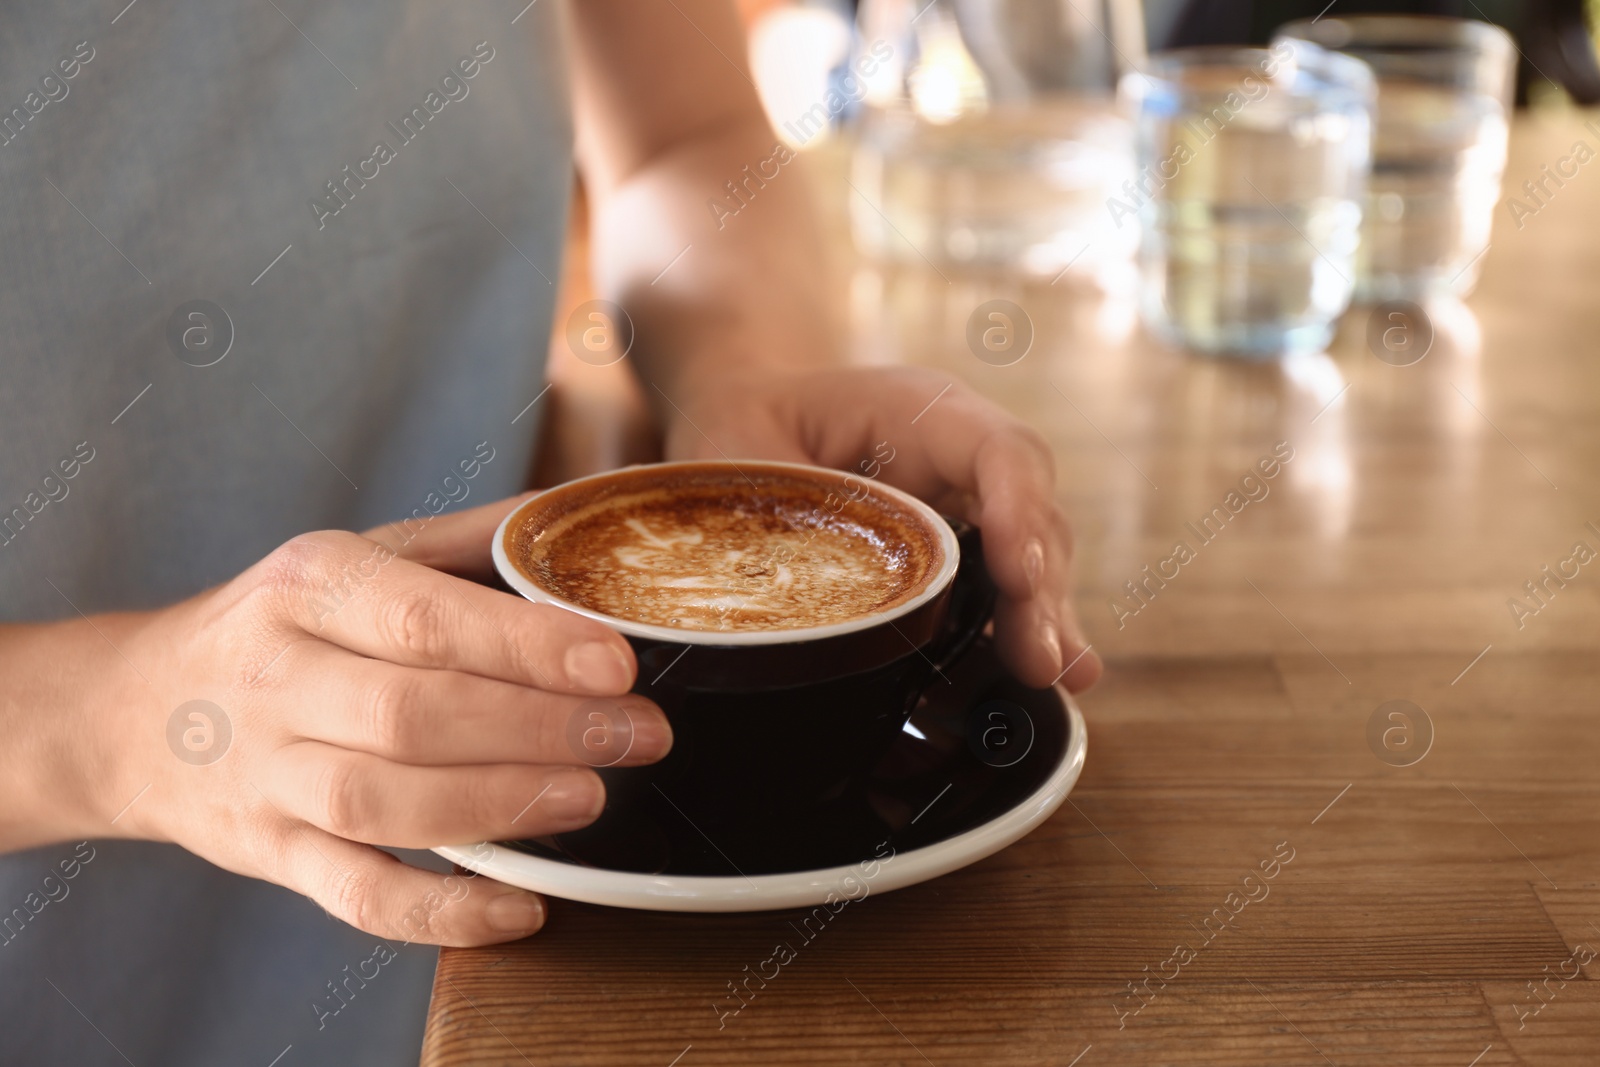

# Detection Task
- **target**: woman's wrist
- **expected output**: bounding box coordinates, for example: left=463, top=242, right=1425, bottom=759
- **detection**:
left=585, top=120, right=842, bottom=398
left=0, top=613, right=151, bottom=851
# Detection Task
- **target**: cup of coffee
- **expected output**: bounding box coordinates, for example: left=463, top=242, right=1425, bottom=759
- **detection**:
left=492, top=460, right=997, bottom=835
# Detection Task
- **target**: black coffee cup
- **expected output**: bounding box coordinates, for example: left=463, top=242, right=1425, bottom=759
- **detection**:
left=492, top=461, right=998, bottom=832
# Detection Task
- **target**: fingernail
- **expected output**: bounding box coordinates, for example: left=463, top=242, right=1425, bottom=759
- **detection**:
left=1039, top=618, right=1063, bottom=675
left=485, top=890, right=545, bottom=935
left=543, top=770, right=606, bottom=826
left=564, top=641, right=634, bottom=693
left=1021, top=539, right=1045, bottom=596
left=623, top=707, right=674, bottom=765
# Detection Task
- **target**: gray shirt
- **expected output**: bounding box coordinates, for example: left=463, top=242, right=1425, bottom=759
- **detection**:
left=0, top=1, right=571, bottom=1062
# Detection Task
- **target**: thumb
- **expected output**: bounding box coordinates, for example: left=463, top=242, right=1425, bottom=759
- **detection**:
left=361, top=492, right=536, bottom=581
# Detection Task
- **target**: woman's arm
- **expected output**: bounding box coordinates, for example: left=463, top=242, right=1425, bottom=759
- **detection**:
left=564, top=1, right=1100, bottom=690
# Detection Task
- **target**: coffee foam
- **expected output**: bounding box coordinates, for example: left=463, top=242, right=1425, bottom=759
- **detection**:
left=505, top=465, right=944, bottom=633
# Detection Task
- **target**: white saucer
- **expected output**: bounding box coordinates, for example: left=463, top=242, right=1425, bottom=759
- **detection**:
left=434, top=697, right=1085, bottom=913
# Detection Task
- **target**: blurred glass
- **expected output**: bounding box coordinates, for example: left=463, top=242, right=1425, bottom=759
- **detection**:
left=1121, top=42, right=1374, bottom=357
left=848, top=0, right=1141, bottom=283
left=1275, top=16, right=1515, bottom=302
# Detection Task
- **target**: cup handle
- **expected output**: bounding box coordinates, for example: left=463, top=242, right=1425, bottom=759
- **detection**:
left=925, top=519, right=998, bottom=677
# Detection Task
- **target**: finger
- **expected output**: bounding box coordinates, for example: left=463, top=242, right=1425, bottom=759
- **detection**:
left=270, top=530, right=638, bottom=695
left=1051, top=604, right=1101, bottom=693
left=1020, top=512, right=1101, bottom=693
left=284, top=643, right=671, bottom=767
left=271, top=827, right=549, bottom=946
left=799, top=372, right=1060, bottom=601
left=361, top=492, right=537, bottom=581
left=1046, top=534, right=1101, bottom=693
left=993, top=592, right=1102, bottom=693
left=871, top=380, right=1099, bottom=683
left=262, top=742, right=606, bottom=848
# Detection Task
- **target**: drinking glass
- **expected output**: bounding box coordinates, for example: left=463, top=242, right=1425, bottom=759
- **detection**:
left=1275, top=16, right=1515, bottom=301
left=849, top=0, right=1141, bottom=282
left=1121, top=41, right=1374, bottom=357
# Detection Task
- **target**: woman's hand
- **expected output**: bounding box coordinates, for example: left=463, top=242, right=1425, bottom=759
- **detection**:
left=567, top=0, right=1094, bottom=686
left=70, top=496, right=670, bottom=946
left=656, top=364, right=1102, bottom=693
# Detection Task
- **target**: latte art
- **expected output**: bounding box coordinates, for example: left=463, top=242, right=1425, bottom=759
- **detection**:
left=505, top=466, right=943, bottom=632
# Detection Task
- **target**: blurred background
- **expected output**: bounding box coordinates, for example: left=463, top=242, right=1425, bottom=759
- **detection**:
left=536, top=0, right=1600, bottom=485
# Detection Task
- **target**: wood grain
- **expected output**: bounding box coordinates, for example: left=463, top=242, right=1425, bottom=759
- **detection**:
left=424, top=115, right=1600, bottom=1065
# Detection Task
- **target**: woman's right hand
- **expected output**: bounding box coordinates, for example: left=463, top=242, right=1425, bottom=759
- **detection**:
left=33, top=496, right=670, bottom=946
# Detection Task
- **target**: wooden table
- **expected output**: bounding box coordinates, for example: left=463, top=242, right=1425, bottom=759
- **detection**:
left=422, top=115, right=1600, bottom=1065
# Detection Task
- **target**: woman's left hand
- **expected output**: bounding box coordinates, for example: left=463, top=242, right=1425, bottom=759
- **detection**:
left=656, top=364, right=1101, bottom=692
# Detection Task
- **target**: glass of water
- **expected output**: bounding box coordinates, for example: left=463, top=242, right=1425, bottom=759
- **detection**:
left=848, top=0, right=1141, bottom=283
left=1122, top=41, right=1374, bottom=357
left=1275, top=16, right=1515, bottom=301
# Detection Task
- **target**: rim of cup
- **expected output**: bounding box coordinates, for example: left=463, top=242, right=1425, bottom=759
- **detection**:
left=1124, top=40, right=1377, bottom=103
left=1277, top=13, right=1517, bottom=60
left=491, top=459, right=962, bottom=647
